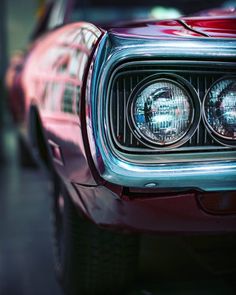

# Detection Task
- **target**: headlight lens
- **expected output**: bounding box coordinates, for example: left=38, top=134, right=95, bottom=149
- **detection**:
left=203, top=78, right=236, bottom=142
left=130, top=78, right=195, bottom=147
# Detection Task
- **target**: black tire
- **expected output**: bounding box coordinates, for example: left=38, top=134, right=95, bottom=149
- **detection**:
left=17, top=133, right=38, bottom=168
left=51, top=176, right=139, bottom=295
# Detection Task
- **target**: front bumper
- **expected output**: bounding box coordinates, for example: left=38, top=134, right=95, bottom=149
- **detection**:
left=73, top=183, right=236, bottom=233
left=98, top=158, right=236, bottom=191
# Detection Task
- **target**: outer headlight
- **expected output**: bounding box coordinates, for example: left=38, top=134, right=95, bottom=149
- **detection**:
left=127, top=74, right=200, bottom=148
left=203, top=77, right=236, bottom=145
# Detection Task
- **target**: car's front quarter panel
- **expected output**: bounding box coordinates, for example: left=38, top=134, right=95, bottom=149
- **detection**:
left=22, top=23, right=103, bottom=186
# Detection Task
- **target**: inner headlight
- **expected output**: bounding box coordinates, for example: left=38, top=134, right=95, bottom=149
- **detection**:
left=203, top=77, right=236, bottom=143
left=128, top=75, right=199, bottom=148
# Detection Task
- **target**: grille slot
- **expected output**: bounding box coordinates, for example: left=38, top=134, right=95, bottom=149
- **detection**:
left=109, top=63, right=235, bottom=154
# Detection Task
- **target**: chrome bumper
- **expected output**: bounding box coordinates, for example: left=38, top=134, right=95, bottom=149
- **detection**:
left=99, top=157, right=236, bottom=191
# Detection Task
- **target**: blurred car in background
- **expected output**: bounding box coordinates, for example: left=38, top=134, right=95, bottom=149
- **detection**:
left=5, top=0, right=236, bottom=294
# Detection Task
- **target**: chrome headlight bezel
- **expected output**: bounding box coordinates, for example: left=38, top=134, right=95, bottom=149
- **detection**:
left=203, top=76, right=236, bottom=147
left=127, top=73, right=201, bottom=149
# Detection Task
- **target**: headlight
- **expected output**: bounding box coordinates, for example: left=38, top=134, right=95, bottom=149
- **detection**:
left=127, top=74, right=200, bottom=148
left=203, top=77, right=236, bottom=144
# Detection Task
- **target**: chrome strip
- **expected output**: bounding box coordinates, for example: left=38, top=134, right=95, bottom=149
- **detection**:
left=130, top=75, right=133, bottom=145
left=123, top=78, right=126, bottom=143
left=86, top=33, right=236, bottom=191
left=116, top=80, right=119, bottom=137
left=177, top=19, right=210, bottom=37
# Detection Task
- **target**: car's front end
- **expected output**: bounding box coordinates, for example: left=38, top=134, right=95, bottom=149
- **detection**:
left=82, top=17, right=236, bottom=233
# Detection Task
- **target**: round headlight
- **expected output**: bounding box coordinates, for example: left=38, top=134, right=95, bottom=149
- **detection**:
left=203, top=77, right=236, bottom=144
left=128, top=75, right=199, bottom=148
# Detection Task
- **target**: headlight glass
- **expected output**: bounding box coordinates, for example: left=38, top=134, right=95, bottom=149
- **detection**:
left=131, top=78, right=194, bottom=146
left=203, top=78, right=236, bottom=141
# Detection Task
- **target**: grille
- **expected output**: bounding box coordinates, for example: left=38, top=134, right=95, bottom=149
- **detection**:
left=108, top=62, right=236, bottom=154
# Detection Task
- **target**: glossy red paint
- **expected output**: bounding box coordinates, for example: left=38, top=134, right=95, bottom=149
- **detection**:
left=183, top=16, right=236, bottom=38
left=108, top=20, right=205, bottom=38
left=21, top=23, right=103, bottom=186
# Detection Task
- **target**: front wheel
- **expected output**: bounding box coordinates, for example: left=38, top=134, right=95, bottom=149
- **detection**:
left=51, top=178, right=139, bottom=295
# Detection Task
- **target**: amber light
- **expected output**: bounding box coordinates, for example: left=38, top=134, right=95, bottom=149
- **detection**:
left=198, top=192, right=236, bottom=215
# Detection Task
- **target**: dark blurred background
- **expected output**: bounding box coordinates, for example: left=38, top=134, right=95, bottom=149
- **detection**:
left=1, top=1, right=236, bottom=295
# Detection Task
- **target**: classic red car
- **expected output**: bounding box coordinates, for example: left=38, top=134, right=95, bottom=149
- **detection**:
left=6, top=0, right=236, bottom=294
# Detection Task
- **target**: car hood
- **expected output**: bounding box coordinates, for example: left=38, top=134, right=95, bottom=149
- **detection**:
left=182, top=15, right=236, bottom=38
left=107, top=16, right=236, bottom=39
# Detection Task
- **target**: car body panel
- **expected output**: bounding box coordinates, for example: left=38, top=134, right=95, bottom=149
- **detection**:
left=183, top=16, right=236, bottom=38
left=22, top=23, right=102, bottom=186
left=107, top=19, right=206, bottom=38
left=73, top=183, right=236, bottom=233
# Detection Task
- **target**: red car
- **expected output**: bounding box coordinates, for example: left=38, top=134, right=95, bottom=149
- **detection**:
left=6, top=0, right=236, bottom=294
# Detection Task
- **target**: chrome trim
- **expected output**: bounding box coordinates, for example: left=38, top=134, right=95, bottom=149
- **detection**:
left=177, top=19, right=210, bottom=37
left=98, top=158, right=236, bottom=191
left=86, top=33, right=236, bottom=191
